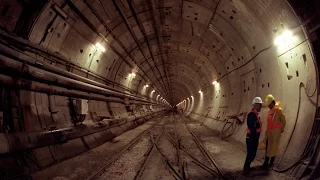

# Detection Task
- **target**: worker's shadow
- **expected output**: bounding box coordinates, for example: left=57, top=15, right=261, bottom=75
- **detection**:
left=228, top=168, right=270, bottom=179
left=250, top=168, right=270, bottom=177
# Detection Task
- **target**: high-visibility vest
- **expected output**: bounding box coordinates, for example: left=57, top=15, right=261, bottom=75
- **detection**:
left=267, top=107, right=282, bottom=130
left=247, top=109, right=262, bottom=134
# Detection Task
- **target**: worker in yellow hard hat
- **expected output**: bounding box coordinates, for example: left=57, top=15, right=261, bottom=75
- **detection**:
left=262, top=94, right=286, bottom=170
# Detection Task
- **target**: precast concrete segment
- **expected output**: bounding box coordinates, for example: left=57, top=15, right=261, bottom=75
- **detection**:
left=0, top=0, right=319, bottom=179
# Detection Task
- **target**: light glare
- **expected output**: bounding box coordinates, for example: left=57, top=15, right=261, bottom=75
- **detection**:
left=274, top=30, right=293, bottom=46
left=95, top=43, right=106, bottom=52
left=212, top=81, right=218, bottom=85
left=130, top=72, right=136, bottom=78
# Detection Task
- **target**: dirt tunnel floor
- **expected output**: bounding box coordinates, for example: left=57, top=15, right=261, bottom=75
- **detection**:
left=32, top=114, right=296, bottom=180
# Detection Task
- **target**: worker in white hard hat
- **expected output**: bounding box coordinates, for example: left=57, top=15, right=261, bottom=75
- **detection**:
left=262, top=94, right=286, bottom=170
left=243, top=97, right=263, bottom=177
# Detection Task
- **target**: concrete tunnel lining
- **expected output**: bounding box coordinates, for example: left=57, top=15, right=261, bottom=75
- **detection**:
left=0, top=0, right=319, bottom=179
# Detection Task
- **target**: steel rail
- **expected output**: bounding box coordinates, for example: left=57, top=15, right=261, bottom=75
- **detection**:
left=134, top=117, right=183, bottom=180
left=181, top=115, right=228, bottom=179
left=169, top=114, right=220, bottom=176
left=86, top=112, right=167, bottom=180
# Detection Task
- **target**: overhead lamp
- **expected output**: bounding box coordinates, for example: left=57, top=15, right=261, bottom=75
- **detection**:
left=130, top=72, right=136, bottom=78
left=145, top=84, right=149, bottom=87
left=212, top=81, right=218, bottom=85
left=95, top=43, right=106, bottom=52
left=199, top=90, right=202, bottom=94
left=274, top=30, right=293, bottom=46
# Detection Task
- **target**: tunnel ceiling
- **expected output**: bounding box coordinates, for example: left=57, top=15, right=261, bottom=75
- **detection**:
left=2, top=0, right=320, bottom=178
left=99, top=0, right=222, bottom=105
left=10, top=0, right=318, bottom=105
left=43, top=0, right=240, bottom=105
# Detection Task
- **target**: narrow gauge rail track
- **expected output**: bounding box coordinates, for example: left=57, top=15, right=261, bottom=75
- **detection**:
left=85, top=112, right=168, bottom=180
left=177, top=114, right=229, bottom=179
left=86, top=112, right=229, bottom=180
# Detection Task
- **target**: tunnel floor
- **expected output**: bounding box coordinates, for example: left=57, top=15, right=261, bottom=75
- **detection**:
left=31, top=114, right=296, bottom=180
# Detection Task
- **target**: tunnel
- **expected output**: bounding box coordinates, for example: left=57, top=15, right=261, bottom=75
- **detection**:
left=0, top=0, right=320, bottom=179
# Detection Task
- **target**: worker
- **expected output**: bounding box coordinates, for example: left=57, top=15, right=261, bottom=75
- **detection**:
left=262, top=94, right=286, bottom=170
left=243, top=97, right=263, bottom=177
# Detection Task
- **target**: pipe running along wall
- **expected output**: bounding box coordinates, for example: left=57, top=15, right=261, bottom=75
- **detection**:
left=0, top=0, right=319, bottom=179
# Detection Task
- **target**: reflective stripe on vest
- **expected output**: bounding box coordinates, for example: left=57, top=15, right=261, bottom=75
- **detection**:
left=267, top=108, right=282, bottom=130
left=247, top=109, right=262, bottom=134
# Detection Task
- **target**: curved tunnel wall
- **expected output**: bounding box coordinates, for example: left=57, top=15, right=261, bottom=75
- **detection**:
left=175, top=0, right=318, bottom=171
left=0, top=0, right=318, bottom=178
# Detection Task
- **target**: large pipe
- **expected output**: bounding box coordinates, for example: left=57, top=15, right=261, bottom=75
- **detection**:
left=0, top=74, right=154, bottom=105
left=0, top=43, right=154, bottom=102
left=0, top=73, right=122, bottom=102
left=0, top=111, right=165, bottom=154
left=0, top=30, right=152, bottom=100
left=0, top=53, right=158, bottom=104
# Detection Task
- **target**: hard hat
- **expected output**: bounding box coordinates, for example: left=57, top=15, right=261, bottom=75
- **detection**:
left=252, top=97, right=263, bottom=104
left=265, top=94, right=275, bottom=105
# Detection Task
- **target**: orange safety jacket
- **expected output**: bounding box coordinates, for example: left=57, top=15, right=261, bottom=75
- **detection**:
left=247, top=109, right=262, bottom=134
left=267, top=107, right=282, bottom=130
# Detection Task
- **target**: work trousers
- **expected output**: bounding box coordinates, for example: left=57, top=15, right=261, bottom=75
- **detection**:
left=263, top=138, right=275, bottom=167
left=244, top=134, right=260, bottom=170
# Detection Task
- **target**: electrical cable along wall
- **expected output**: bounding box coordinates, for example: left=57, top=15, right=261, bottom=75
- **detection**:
left=176, top=0, right=319, bottom=179
left=0, top=1, right=170, bottom=178
left=0, top=0, right=320, bottom=179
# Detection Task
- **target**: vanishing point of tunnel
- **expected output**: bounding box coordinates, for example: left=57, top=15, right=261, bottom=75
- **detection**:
left=1, top=0, right=320, bottom=179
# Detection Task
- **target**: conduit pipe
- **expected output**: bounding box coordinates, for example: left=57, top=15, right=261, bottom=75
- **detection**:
left=0, top=52, right=157, bottom=104
left=0, top=73, right=123, bottom=102
left=0, top=111, right=165, bottom=154
left=0, top=43, right=153, bottom=102
left=0, top=74, right=156, bottom=106
left=0, top=31, right=150, bottom=99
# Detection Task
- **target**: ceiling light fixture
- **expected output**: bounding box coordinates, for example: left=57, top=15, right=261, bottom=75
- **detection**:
left=95, top=43, right=106, bottom=52
left=130, top=72, right=136, bottom=78
left=212, top=81, right=218, bottom=85
left=274, top=30, right=293, bottom=46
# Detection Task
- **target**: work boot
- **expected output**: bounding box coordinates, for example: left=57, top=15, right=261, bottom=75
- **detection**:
left=262, top=156, right=269, bottom=170
left=243, top=170, right=253, bottom=177
left=268, top=157, right=275, bottom=170
left=260, top=165, right=268, bottom=171
left=268, top=163, right=274, bottom=171
left=243, top=166, right=253, bottom=177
